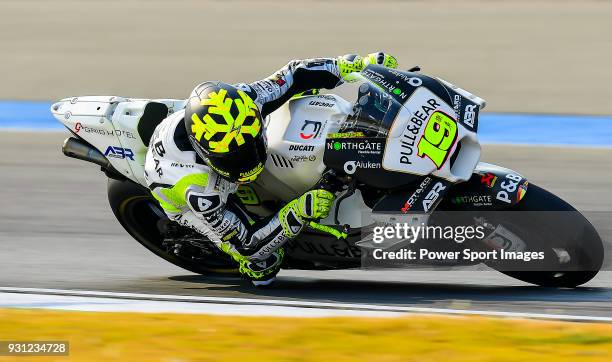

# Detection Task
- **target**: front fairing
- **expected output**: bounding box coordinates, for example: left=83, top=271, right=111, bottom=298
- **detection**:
left=324, top=65, right=482, bottom=187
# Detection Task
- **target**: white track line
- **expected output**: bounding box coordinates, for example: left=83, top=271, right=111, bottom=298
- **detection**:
left=1, top=287, right=611, bottom=322
left=0, top=292, right=400, bottom=318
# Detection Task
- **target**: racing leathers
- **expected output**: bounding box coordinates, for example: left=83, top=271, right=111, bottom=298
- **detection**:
left=144, top=53, right=398, bottom=282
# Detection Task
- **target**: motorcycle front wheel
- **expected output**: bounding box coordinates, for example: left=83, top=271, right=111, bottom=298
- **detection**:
left=487, top=184, right=603, bottom=287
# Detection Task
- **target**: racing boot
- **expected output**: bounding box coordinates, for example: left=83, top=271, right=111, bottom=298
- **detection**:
left=238, top=248, right=285, bottom=287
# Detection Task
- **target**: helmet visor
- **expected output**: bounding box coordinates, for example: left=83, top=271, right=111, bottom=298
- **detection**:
left=189, top=134, right=267, bottom=183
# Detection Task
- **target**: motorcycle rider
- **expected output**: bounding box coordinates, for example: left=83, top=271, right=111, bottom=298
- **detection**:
left=144, top=53, right=398, bottom=285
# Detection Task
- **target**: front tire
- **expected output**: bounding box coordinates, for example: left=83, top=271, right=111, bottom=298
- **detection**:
left=107, top=178, right=239, bottom=276
left=493, top=184, right=603, bottom=287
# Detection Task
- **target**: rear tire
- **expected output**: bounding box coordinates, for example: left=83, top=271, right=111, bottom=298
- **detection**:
left=107, top=178, right=239, bottom=276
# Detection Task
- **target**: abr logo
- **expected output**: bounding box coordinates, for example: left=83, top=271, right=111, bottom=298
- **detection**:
left=104, top=146, right=134, bottom=161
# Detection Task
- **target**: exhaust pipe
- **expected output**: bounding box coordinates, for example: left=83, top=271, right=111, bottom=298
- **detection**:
left=62, top=137, right=111, bottom=169
left=62, top=137, right=126, bottom=180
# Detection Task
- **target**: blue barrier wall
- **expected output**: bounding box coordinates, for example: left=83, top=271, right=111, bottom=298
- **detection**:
left=1, top=101, right=611, bottom=147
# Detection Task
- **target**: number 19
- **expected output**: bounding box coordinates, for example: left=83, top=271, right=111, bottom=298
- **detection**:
left=417, top=111, right=458, bottom=169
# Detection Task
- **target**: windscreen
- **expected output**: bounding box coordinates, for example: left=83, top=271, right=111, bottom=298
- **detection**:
left=338, top=65, right=462, bottom=135
left=336, top=80, right=402, bottom=137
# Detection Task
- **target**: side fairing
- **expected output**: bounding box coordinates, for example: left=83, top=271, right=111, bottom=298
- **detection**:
left=51, top=96, right=184, bottom=186
left=256, top=94, right=352, bottom=200
left=441, top=162, right=530, bottom=210
left=372, top=163, right=529, bottom=214
left=52, top=96, right=135, bottom=181
left=323, top=65, right=484, bottom=190
left=382, top=86, right=481, bottom=182
left=246, top=93, right=375, bottom=228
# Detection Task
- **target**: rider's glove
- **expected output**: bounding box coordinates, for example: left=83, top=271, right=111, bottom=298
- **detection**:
left=364, top=52, right=398, bottom=69
left=278, top=189, right=335, bottom=237
left=294, top=189, right=335, bottom=219
left=337, top=52, right=398, bottom=82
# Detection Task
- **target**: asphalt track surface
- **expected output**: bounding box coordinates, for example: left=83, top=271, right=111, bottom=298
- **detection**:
left=1, top=132, right=611, bottom=318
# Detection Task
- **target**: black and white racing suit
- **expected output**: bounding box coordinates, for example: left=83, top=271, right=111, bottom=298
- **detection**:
left=143, top=58, right=345, bottom=279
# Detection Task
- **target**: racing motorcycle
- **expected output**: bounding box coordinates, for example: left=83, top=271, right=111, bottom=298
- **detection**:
left=51, top=64, right=604, bottom=287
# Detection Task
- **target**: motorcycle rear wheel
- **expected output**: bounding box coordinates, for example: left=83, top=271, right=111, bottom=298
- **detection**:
left=107, top=178, right=239, bottom=276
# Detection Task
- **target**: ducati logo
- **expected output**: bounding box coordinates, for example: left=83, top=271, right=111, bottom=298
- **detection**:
left=299, top=120, right=323, bottom=140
